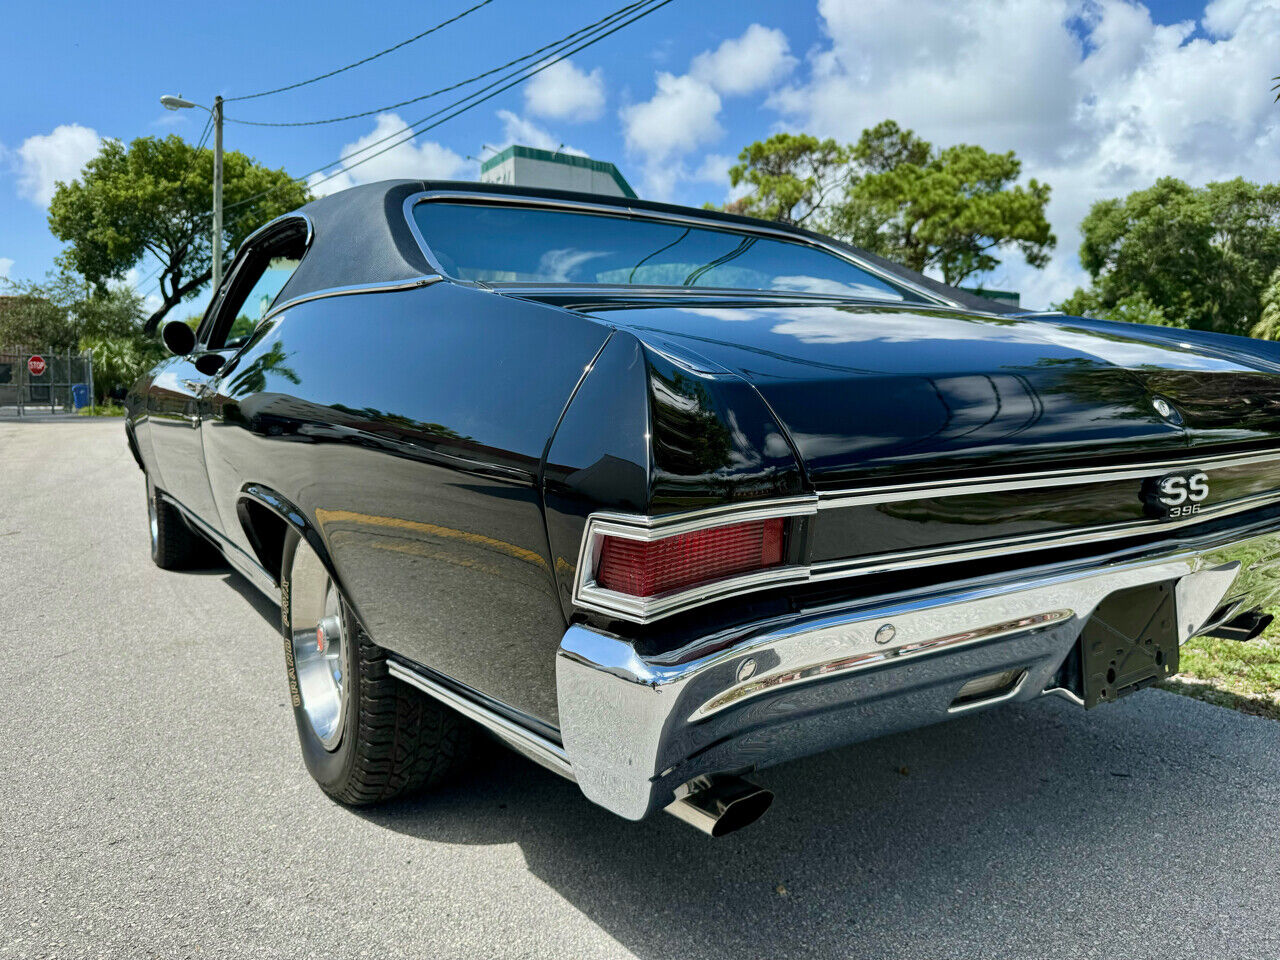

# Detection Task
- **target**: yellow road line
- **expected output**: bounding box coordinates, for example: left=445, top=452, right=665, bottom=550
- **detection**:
left=314, top=507, right=549, bottom=570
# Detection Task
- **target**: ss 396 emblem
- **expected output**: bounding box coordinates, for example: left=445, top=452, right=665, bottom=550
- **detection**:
left=1144, top=470, right=1210, bottom=519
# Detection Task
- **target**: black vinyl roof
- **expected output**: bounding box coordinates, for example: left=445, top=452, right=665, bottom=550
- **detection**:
left=275, top=179, right=1020, bottom=315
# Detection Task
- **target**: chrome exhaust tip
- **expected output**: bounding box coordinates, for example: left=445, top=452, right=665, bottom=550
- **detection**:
left=665, top=775, right=773, bottom=837
left=1207, top=609, right=1273, bottom=642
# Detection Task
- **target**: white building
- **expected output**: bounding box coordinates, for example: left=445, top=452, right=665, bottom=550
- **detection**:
left=479, top=145, right=636, bottom=198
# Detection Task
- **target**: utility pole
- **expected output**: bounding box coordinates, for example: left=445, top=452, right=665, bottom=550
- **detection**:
left=212, top=95, right=224, bottom=292
left=160, top=93, right=225, bottom=292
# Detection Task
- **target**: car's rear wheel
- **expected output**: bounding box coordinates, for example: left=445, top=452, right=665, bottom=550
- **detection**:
left=146, top=475, right=208, bottom=570
left=281, top=530, right=470, bottom=804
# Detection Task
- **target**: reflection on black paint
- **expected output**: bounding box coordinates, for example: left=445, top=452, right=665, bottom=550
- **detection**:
left=226, top=341, right=300, bottom=396
left=650, top=369, right=733, bottom=477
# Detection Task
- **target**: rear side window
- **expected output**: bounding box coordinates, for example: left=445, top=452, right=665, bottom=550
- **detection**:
left=222, top=256, right=302, bottom=347
left=412, top=201, right=915, bottom=301
left=204, top=226, right=307, bottom=350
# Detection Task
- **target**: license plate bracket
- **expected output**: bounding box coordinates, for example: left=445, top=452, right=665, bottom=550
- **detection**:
left=1079, top=580, right=1179, bottom=708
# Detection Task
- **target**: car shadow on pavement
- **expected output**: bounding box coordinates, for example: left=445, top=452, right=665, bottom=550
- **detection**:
left=168, top=556, right=281, bottom=631
left=354, top=691, right=1280, bottom=959
left=219, top=570, right=279, bottom=629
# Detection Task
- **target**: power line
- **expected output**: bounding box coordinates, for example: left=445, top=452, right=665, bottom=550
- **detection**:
left=303, top=0, right=673, bottom=191
left=131, top=261, right=163, bottom=295
left=226, top=0, right=649, bottom=127
left=203, top=0, right=665, bottom=235
left=213, top=0, right=670, bottom=227
left=172, top=111, right=214, bottom=189
left=225, top=0, right=498, bottom=102
left=191, top=112, right=214, bottom=157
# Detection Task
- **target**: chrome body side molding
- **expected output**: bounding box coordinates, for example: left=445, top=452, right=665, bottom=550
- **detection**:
left=262, top=276, right=442, bottom=324
left=556, top=522, right=1280, bottom=820
left=386, top=660, right=574, bottom=781
left=571, top=444, right=1280, bottom=624
left=816, top=445, right=1280, bottom=510
left=156, top=489, right=278, bottom=600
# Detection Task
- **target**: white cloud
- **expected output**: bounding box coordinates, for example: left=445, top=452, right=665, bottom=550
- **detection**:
left=693, top=153, right=734, bottom=183
left=0, top=258, right=12, bottom=280
left=690, top=24, right=796, bottom=96
left=15, top=124, right=101, bottom=206
left=524, top=60, right=605, bottom=122
left=769, top=0, right=1280, bottom=308
left=621, top=72, right=723, bottom=162
left=494, top=109, right=587, bottom=156
left=622, top=24, right=796, bottom=199
left=691, top=153, right=754, bottom=205
left=310, top=113, right=472, bottom=197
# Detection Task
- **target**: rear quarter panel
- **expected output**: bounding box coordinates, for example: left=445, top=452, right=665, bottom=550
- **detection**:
left=202, top=282, right=610, bottom=727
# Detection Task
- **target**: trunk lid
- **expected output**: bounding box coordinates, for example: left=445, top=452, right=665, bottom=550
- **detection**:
left=560, top=297, right=1280, bottom=487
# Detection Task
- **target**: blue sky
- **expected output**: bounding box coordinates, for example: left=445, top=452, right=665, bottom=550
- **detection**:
left=2, top=0, right=1278, bottom=313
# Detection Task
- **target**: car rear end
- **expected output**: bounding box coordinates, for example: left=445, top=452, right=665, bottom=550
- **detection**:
left=539, top=316, right=1280, bottom=829
left=412, top=188, right=1280, bottom=832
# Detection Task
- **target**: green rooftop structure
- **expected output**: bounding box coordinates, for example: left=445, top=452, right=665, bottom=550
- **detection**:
left=959, top=286, right=1021, bottom=308
left=480, top=145, right=637, bottom=199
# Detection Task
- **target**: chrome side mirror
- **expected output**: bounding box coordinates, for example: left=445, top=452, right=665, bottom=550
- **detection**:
left=161, top=320, right=197, bottom=357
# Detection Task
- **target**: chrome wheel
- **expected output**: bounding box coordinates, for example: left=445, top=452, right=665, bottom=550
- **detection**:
left=290, top=542, right=347, bottom=751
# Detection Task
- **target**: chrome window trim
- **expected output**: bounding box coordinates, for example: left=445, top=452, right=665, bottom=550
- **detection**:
left=242, top=210, right=315, bottom=252
left=573, top=497, right=819, bottom=622
left=261, top=276, right=442, bottom=324
left=816, top=444, right=1280, bottom=510
left=401, top=190, right=960, bottom=309
left=198, top=212, right=316, bottom=347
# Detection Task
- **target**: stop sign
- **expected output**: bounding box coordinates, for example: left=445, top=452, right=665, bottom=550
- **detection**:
left=27, top=355, right=46, bottom=377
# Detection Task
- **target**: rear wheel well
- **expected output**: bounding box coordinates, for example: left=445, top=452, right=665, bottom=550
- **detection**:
left=238, top=498, right=290, bottom=584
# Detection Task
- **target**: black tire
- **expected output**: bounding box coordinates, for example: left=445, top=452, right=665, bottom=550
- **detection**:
left=146, top=475, right=208, bottom=570
left=280, top=531, right=470, bottom=805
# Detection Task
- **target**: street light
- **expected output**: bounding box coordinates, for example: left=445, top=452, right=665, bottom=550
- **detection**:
left=160, top=93, right=224, bottom=291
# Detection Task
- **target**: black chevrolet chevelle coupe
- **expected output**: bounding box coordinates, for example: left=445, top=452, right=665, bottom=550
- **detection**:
left=128, top=180, right=1280, bottom=835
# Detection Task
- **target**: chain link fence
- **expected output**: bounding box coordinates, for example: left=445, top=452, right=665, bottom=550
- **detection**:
left=0, top=349, right=95, bottom=417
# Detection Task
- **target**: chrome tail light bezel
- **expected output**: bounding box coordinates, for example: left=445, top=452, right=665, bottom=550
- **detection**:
left=572, top=497, right=818, bottom=624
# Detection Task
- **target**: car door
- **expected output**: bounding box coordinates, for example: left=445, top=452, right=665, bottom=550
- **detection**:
left=193, top=222, right=309, bottom=534
left=148, top=319, right=231, bottom=529
left=150, top=224, right=307, bottom=535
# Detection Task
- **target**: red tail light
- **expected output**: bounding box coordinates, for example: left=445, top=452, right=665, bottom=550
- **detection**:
left=595, top=518, right=786, bottom=598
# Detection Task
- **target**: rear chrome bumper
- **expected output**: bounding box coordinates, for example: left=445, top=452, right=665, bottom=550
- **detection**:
left=556, top=524, right=1280, bottom=820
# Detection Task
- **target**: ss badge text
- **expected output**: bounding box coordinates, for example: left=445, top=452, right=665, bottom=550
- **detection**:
left=1145, top=470, right=1210, bottom=519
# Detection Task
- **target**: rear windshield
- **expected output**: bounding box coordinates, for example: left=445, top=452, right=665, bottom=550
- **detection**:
left=412, top=201, right=915, bottom=300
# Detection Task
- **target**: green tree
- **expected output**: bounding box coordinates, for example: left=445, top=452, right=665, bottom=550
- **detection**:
left=1251, top=266, right=1280, bottom=340
left=80, top=327, right=166, bottom=402
left=827, top=121, right=1055, bottom=284
left=0, top=281, right=79, bottom=350
left=0, top=273, right=162, bottom=401
left=722, top=121, right=1055, bottom=286
left=1058, top=288, right=1185, bottom=328
left=726, top=133, right=849, bottom=226
left=47, top=134, right=309, bottom=332
left=1062, top=177, right=1280, bottom=336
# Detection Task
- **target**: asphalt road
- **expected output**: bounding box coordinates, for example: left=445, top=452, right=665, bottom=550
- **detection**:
left=3, top=418, right=1280, bottom=960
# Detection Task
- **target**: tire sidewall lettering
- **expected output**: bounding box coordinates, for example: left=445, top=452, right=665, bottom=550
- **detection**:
left=280, top=576, right=301, bottom=708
